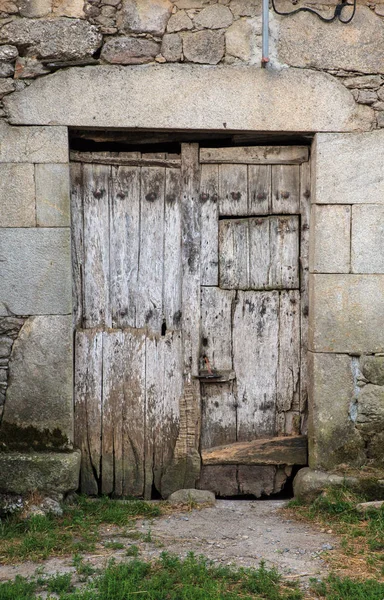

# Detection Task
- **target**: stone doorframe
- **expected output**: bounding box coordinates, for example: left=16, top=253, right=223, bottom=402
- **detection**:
left=1, top=64, right=384, bottom=495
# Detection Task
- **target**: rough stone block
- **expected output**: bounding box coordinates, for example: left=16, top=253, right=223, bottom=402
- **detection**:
left=4, top=65, right=372, bottom=132
left=0, top=451, right=81, bottom=494
left=0, top=62, right=14, bottom=78
left=0, top=45, right=18, bottom=61
left=230, top=0, right=261, bottom=17
left=309, top=205, right=350, bottom=273
left=182, top=30, right=225, bottom=64
left=355, top=384, right=384, bottom=435
left=225, top=18, right=258, bottom=62
left=14, top=57, right=50, bottom=79
left=161, top=33, right=182, bottom=62
left=0, top=78, right=15, bottom=98
left=53, top=0, right=85, bottom=18
left=166, top=10, right=193, bottom=32
left=309, top=274, right=384, bottom=353
left=1, top=315, right=73, bottom=448
left=0, top=122, right=68, bottom=163
left=293, top=467, right=384, bottom=503
left=167, top=488, right=215, bottom=504
left=193, top=4, right=233, bottom=29
left=312, top=131, right=384, bottom=205
left=0, top=163, right=35, bottom=227
left=0, top=18, right=102, bottom=61
left=352, top=205, right=384, bottom=273
left=361, top=356, right=384, bottom=386
left=278, top=7, right=384, bottom=74
left=35, top=163, right=70, bottom=226
left=0, top=228, right=72, bottom=316
left=308, top=352, right=365, bottom=470
left=19, top=0, right=52, bottom=17
left=117, top=0, right=173, bottom=35
left=101, top=37, right=160, bottom=64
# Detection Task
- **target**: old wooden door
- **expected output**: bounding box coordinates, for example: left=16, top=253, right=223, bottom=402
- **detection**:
left=71, top=144, right=309, bottom=498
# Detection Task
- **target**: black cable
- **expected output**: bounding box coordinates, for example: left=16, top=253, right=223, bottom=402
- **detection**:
left=271, top=0, right=356, bottom=23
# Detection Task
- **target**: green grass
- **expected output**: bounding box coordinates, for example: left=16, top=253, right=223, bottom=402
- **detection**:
left=311, top=574, right=384, bottom=599
left=0, top=553, right=303, bottom=600
left=285, top=487, right=384, bottom=580
left=0, top=495, right=160, bottom=563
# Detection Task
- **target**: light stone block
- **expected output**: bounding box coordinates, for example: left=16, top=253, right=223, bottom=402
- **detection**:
left=308, top=352, right=365, bottom=470
left=2, top=315, right=73, bottom=446
left=309, top=274, right=384, bottom=353
left=0, top=228, right=71, bottom=316
left=0, top=121, right=68, bottom=163
left=352, top=205, right=384, bottom=273
left=4, top=65, right=372, bottom=132
left=312, top=131, right=384, bottom=204
left=309, top=205, right=350, bottom=273
left=35, top=163, right=70, bottom=226
left=0, top=163, right=35, bottom=227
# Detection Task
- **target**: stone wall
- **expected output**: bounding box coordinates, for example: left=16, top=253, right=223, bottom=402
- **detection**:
left=0, top=0, right=383, bottom=128
left=309, top=130, right=384, bottom=472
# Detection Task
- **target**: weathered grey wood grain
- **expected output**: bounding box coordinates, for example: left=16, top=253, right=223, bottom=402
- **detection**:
left=299, top=161, right=311, bottom=431
left=200, top=286, right=234, bottom=371
left=137, top=167, right=165, bottom=333
left=70, top=162, right=84, bottom=328
left=83, top=164, right=111, bottom=327
left=248, top=165, right=271, bottom=215
left=201, top=382, right=237, bottom=449
left=233, top=291, right=279, bottom=441
left=101, top=330, right=124, bottom=495
left=219, top=163, right=248, bottom=216
left=164, top=168, right=182, bottom=330
left=70, top=151, right=181, bottom=168
left=248, top=217, right=271, bottom=289
left=74, top=329, right=103, bottom=495
left=201, top=435, right=308, bottom=466
left=110, top=166, right=140, bottom=329
left=121, top=328, right=146, bottom=498
left=272, top=164, right=300, bottom=214
left=277, top=290, right=300, bottom=416
left=268, top=216, right=300, bottom=289
left=200, top=146, right=309, bottom=165
left=219, top=219, right=249, bottom=289
left=200, top=164, right=219, bottom=286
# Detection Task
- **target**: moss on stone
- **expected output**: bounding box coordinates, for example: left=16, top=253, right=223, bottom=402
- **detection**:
left=0, top=422, right=70, bottom=452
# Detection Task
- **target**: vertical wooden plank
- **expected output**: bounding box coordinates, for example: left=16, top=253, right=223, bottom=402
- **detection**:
left=271, top=165, right=300, bottom=214
left=137, top=167, right=165, bottom=333
left=234, top=291, right=279, bottom=441
left=300, top=161, right=311, bottom=433
left=200, top=286, right=234, bottom=371
left=144, top=334, right=164, bottom=499
left=269, top=216, right=300, bottom=289
left=219, top=163, right=248, bottom=216
left=248, top=217, right=270, bottom=289
left=83, top=164, right=111, bottom=327
left=201, top=382, right=237, bottom=449
left=276, top=290, right=300, bottom=431
left=200, top=164, right=219, bottom=286
left=122, top=328, right=146, bottom=498
left=70, top=163, right=84, bottom=328
left=219, top=219, right=249, bottom=289
left=74, top=329, right=103, bottom=495
left=164, top=168, right=182, bottom=330
left=248, top=165, right=271, bottom=215
left=181, top=143, right=201, bottom=377
left=110, top=166, right=140, bottom=329
left=101, top=330, right=124, bottom=496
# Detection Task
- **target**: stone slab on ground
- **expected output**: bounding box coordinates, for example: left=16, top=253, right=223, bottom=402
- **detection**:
left=356, top=500, right=384, bottom=512
left=0, top=228, right=72, bottom=316
left=167, top=489, right=215, bottom=505
left=0, top=451, right=81, bottom=494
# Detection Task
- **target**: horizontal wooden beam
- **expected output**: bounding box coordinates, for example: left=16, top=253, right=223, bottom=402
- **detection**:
left=70, top=151, right=181, bottom=168
left=201, top=435, right=308, bottom=466
left=199, top=146, right=309, bottom=165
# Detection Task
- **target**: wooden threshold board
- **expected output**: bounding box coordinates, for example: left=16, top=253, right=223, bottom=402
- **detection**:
left=201, top=435, right=307, bottom=467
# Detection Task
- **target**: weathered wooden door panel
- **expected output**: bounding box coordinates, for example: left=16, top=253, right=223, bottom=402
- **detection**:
left=72, top=145, right=309, bottom=499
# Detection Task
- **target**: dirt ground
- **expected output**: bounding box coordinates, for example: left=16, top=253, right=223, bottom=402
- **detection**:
left=0, top=500, right=337, bottom=586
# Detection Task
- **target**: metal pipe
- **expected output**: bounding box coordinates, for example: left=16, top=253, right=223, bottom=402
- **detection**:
left=261, top=0, right=269, bottom=67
